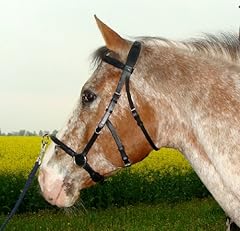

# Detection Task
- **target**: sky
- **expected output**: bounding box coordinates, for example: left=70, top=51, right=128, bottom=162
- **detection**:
left=0, top=0, right=239, bottom=133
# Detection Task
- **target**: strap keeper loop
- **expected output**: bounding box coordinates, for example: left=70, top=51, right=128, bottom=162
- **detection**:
left=124, top=65, right=134, bottom=74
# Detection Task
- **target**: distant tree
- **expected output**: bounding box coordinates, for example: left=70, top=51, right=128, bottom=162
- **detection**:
left=25, top=131, right=32, bottom=136
left=38, top=130, right=50, bottom=136
left=39, top=130, right=44, bottom=136
left=2, top=129, right=53, bottom=136
left=51, top=129, right=58, bottom=136
left=0, top=129, right=5, bottom=136
left=43, top=130, right=50, bottom=135
left=18, top=129, right=26, bottom=136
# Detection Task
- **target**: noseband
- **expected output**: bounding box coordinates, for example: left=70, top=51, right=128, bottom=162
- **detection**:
left=50, top=41, right=158, bottom=182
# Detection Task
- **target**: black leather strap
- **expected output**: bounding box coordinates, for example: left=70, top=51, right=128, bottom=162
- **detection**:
left=50, top=135, right=104, bottom=182
left=80, top=132, right=100, bottom=157
left=106, top=120, right=131, bottom=167
left=102, top=55, right=125, bottom=70
left=125, top=76, right=159, bottom=151
left=50, top=135, right=76, bottom=157
left=125, top=41, right=141, bottom=68
left=83, top=163, right=104, bottom=182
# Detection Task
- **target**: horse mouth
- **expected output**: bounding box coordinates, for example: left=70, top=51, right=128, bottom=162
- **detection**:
left=41, top=184, right=79, bottom=208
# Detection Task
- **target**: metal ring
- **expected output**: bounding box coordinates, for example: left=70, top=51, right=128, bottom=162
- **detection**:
left=41, top=134, right=50, bottom=146
left=73, top=155, right=87, bottom=168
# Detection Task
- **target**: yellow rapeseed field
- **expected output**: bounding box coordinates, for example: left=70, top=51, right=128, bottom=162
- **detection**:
left=0, top=136, right=192, bottom=176
left=0, top=136, right=42, bottom=175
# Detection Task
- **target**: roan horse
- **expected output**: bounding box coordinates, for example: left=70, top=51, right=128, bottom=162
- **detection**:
left=38, top=16, right=240, bottom=229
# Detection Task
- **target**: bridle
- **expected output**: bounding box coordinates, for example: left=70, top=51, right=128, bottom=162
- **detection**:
left=50, top=41, right=159, bottom=182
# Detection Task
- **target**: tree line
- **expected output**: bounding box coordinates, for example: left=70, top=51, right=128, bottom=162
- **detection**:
left=0, top=129, right=58, bottom=136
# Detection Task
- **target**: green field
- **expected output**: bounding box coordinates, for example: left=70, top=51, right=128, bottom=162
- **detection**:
left=0, top=198, right=225, bottom=231
left=0, top=136, right=226, bottom=230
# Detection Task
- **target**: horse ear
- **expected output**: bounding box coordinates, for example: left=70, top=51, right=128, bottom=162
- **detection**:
left=94, top=15, right=129, bottom=53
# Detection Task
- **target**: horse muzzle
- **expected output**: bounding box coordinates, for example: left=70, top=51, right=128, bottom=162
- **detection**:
left=38, top=168, right=77, bottom=207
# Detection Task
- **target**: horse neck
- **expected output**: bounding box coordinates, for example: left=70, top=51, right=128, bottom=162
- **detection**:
left=128, top=41, right=240, bottom=223
left=134, top=44, right=240, bottom=157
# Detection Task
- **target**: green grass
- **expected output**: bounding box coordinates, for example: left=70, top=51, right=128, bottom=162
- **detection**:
left=0, top=198, right=226, bottom=231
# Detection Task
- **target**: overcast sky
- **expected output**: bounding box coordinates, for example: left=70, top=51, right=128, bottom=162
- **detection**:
left=0, top=0, right=239, bottom=133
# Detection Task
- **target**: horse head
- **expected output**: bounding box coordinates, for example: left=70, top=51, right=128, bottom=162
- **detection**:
left=38, top=16, right=160, bottom=207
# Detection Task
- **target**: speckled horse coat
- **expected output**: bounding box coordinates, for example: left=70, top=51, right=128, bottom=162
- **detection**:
left=38, top=17, right=240, bottom=227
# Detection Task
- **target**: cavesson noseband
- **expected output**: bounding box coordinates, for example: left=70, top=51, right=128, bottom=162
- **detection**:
left=50, top=41, right=158, bottom=182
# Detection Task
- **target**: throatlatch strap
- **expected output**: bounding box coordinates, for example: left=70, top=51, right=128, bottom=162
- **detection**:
left=125, top=76, right=159, bottom=151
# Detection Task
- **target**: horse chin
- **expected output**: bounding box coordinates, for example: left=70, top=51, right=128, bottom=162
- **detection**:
left=55, top=190, right=80, bottom=208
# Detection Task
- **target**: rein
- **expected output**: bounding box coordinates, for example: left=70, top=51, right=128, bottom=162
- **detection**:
left=50, top=41, right=159, bottom=182
left=0, top=135, right=49, bottom=231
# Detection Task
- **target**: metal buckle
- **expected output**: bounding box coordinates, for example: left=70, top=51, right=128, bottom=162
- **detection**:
left=130, top=107, right=138, bottom=117
left=37, top=134, right=49, bottom=164
left=95, top=127, right=101, bottom=135
left=114, top=91, right=121, bottom=97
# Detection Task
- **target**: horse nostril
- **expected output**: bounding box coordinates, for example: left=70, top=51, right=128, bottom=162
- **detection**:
left=48, top=197, right=54, bottom=201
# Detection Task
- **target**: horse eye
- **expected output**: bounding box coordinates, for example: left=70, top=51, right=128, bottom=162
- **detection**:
left=82, top=90, right=97, bottom=105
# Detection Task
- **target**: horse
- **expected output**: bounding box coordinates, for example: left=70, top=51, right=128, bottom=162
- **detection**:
left=38, top=16, right=240, bottom=229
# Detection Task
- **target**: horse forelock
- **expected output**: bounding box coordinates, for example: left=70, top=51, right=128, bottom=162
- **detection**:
left=91, top=46, right=120, bottom=70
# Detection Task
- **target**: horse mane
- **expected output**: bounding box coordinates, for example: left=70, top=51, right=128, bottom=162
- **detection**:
left=140, top=32, right=240, bottom=63
left=92, top=32, right=240, bottom=66
left=184, top=32, right=240, bottom=62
